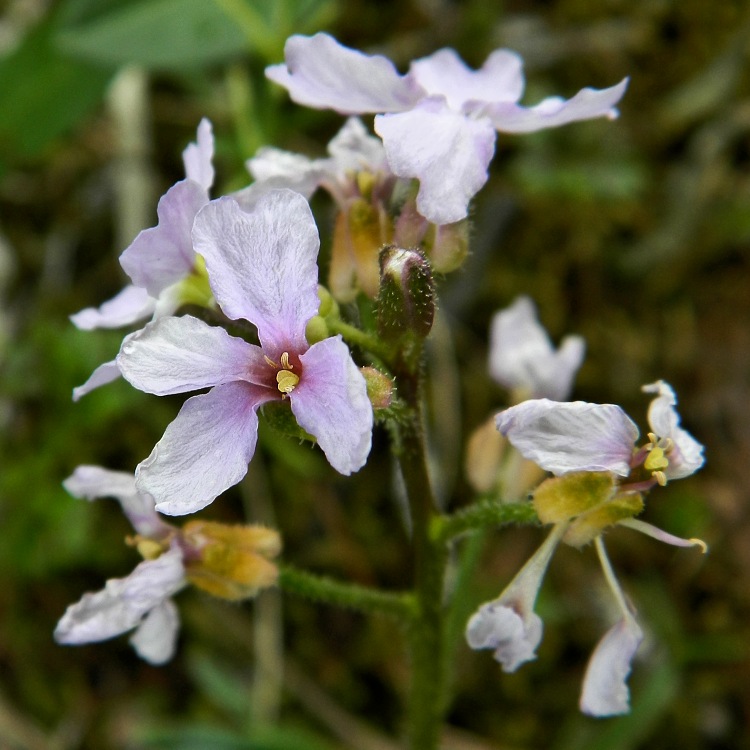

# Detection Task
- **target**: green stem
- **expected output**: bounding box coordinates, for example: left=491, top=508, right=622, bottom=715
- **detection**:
left=327, top=318, right=392, bottom=362
left=395, top=377, right=448, bottom=750
left=278, top=564, right=413, bottom=620
left=433, top=499, right=538, bottom=545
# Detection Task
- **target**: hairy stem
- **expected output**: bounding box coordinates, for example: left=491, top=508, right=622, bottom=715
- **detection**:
left=278, top=564, right=413, bottom=620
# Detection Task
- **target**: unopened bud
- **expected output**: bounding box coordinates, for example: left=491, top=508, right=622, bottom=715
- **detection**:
left=377, top=246, right=435, bottom=342
left=361, top=366, right=394, bottom=410
left=426, top=220, right=469, bottom=274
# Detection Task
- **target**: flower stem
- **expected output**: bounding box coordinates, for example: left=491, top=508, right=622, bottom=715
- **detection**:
left=394, top=374, right=448, bottom=750
left=327, top=318, right=392, bottom=362
left=278, top=564, right=413, bottom=620
left=432, top=499, right=538, bottom=544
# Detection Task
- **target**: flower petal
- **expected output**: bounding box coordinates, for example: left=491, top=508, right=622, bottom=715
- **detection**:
left=73, top=359, right=122, bottom=402
left=182, top=118, right=214, bottom=192
left=70, top=284, right=156, bottom=331
left=192, top=191, right=321, bottom=357
left=486, top=78, right=629, bottom=133
left=244, top=147, right=323, bottom=199
left=129, top=599, right=180, bottom=664
left=496, top=399, right=639, bottom=476
left=466, top=602, right=543, bottom=672
left=118, top=315, right=267, bottom=395
left=266, top=33, right=422, bottom=114
left=375, top=100, right=496, bottom=224
left=326, top=117, right=387, bottom=173
left=489, top=296, right=585, bottom=401
left=136, top=382, right=275, bottom=515
left=466, top=523, right=566, bottom=671
left=54, top=547, right=185, bottom=645
left=119, top=179, right=207, bottom=297
left=642, top=380, right=704, bottom=480
left=410, top=48, right=524, bottom=111
left=291, top=336, right=373, bottom=475
left=63, top=465, right=168, bottom=538
left=580, top=617, right=643, bottom=717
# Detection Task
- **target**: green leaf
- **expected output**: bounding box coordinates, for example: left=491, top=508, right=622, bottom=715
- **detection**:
left=0, top=22, right=113, bottom=162
left=55, top=0, right=248, bottom=70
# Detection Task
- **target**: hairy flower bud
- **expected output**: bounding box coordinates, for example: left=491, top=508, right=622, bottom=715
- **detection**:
left=376, top=246, right=435, bottom=343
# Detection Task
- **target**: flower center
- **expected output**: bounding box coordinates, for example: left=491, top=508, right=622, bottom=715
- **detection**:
left=643, top=432, right=673, bottom=486
left=264, top=351, right=300, bottom=396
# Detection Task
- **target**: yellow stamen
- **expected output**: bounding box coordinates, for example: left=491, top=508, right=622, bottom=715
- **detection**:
left=280, top=352, right=293, bottom=370
left=690, top=538, right=709, bottom=554
left=645, top=445, right=669, bottom=472
left=653, top=470, right=667, bottom=486
left=277, top=369, right=300, bottom=394
left=264, top=355, right=278, bottom=369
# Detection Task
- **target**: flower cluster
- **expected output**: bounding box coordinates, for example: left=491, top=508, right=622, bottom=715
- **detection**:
left=267, top=33, right=627, bottom=224
left=466, top=380, right=706, bottom=716
left=59, top=28, right=707, bottom=730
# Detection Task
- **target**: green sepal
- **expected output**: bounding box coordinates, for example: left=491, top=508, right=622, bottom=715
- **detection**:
left=260, top=400, right=315, bottom=443
left=533, top=471, right=616, bottom=523
left=565, top=492, right=644, bottom=548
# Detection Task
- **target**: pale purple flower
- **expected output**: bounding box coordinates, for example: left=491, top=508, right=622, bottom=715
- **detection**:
left=489, top=296, right=585, bottom=401
left=580, top=615, right=644, bottom=717
left=466, top=523, right=566, bottom=671
left=55, top=466, right=185, bottom=664
left=117, top=189, right=373, bottom=515
left=238, top=116, right=390, bottom=209
left=496, top=381, right=704, bottom=484
left=72, top=119, right=216, bottom=400
left=267, top=33, right=628, bottom=224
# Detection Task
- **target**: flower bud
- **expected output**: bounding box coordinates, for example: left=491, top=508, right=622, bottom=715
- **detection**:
left=425, top=219, right=469, bottom=274
left=376, top=246, right=435, bottom=343
left=361, top=366, right=394, bottom=410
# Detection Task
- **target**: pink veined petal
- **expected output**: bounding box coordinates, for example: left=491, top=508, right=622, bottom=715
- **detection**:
left=136, top=381, right=276, bottom=515
left=54, top=547, right=185, bottom=644
left=642, top=380, right=704, bottom=480
left=63, top=465, right=169, bottom=539
left=580, top=616, right=643, bottom=717
left=496, top=399, right=639, bottom=476
left=119, top=179, right=207, bottom=297
left=486, top=78, right=629, bottom=133
left=182, top=118, right=215, bottom=192
left=192, top=191, right=321, bottom=358
left=375, top=101, right=497, bottom=224
left=117, top=315, right=267, bottom=396
left=129, top=599, right=180, bottom=664
left=266, top=33, right=422, bottom=114
left=489, top=296, right=585, bottom=400
left=70, top=284, right=156, bottom=331
left=73, top=359, right=122, bottom=402
left=466, top=602, right=543, bottom=672
left=409, top=48, right=524, bottom=112
left=291, top=336, right=373, bottom=475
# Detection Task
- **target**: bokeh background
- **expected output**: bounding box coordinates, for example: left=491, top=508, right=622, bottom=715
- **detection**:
left=1, top=0, right=748, bottom=748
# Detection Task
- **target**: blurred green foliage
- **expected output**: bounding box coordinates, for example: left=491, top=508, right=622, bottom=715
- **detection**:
left=1, top=0, right=749, bottom=748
